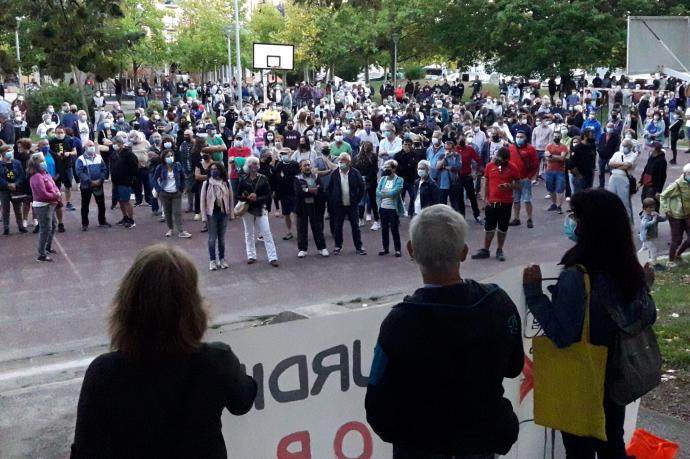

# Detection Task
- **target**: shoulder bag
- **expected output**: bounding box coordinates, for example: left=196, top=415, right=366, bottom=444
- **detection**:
left=533, top=265, right=609, bottom=440
left=234, top=175, right=261, bottom=218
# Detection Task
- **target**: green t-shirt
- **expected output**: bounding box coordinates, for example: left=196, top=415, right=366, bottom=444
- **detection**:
left=186, top=89, right=198, bottom=100
left=329, top=141, right=352, bottom=160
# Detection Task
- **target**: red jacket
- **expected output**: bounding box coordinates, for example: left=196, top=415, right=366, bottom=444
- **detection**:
left=456, top=145, right=481, bottom=177
left=508, top=144, right=538, bottom=180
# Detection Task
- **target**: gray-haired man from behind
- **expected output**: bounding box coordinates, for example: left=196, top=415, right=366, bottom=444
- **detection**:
left=365, top=204, right=524, bottom=459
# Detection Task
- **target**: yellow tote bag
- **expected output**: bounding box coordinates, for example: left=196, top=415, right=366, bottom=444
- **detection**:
left=533, top=265, right=609, bottom=441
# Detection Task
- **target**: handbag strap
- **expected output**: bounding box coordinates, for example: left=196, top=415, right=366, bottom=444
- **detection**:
left=575, top=264, right=592, bottom=344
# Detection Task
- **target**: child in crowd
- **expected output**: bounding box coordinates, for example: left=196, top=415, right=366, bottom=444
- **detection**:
left=639, top=197, right=666, bottom=270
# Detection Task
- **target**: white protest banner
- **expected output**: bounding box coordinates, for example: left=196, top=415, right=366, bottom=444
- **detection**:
left=221, top=264, right=639, bottom=458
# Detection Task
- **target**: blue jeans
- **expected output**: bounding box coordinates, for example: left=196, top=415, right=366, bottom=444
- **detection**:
left=207, top=210, right=228, bottom=261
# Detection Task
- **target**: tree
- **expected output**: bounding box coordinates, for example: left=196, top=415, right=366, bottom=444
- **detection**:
left=248, top=4, right=286, bottom=44
left=115, top=0, right=170, bottom=76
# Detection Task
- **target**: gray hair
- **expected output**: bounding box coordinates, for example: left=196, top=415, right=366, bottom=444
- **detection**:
left=384, top=159, right=398, bottom=169
left=243, top=155, right=260, bottom=174
left=409, top=204, right=468, bottom=273
left=27, top=152, right=45, bottom=175
left=417, top=159, right=430, bottom=170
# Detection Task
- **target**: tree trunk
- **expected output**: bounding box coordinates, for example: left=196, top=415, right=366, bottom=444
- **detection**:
left=304, top=65, right=308, bottom=83
left=365, top=57, right=370, bottom=84
left=70, top=65, right=91, bottom=122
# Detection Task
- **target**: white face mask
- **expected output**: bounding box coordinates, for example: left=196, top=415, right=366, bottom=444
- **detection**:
left=432, top=138, right=440, bottom=145
left=163, top=142, right=172, bottom=149
left=334, top=135, right=343, bottom=142
left=86, top=146, right=96, bottom=154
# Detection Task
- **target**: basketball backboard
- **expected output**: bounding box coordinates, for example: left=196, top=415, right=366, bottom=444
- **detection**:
left=627, top=16, right=690, bottom=80
left=253, top=43, right=294, bottom=71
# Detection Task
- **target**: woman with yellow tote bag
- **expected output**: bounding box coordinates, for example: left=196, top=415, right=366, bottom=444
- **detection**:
left=523, top=189, right=657, bottom=458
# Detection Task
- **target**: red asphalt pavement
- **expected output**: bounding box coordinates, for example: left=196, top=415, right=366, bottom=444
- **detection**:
left=1, top=156, right=686, bottom=363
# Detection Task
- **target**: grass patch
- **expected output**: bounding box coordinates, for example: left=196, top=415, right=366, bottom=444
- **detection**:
left=651, top=262, right=690, bottom=369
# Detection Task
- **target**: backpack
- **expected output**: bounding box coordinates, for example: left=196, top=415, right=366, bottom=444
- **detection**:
left=604, top=289, right=661, bottom=406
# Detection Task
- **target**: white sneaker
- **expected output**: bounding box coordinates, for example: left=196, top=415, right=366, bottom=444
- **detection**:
left=32, top=219, right=38, bottom=227
left=218, top=259, right=229, bottom=269
left=209, top=260, right=218, bottom=271
left=566, top=197, right=571, bottom=202
left=178, top=231, right=192, bottom=238
left=365, top=213, right=372, bottom=222
left=320, top=248, right=330, bottom=257
left=666, top=261, right=678, bottom=269
left=371, top=221, right=380, bottom=231
left=298, top=250, right=307, bottom=258
left=545, top=194, right=551, bottom=199
left=193, top=214, right=201, bottom=221
left=358, top=219, right=364, bottom=227
left=23, top=219, right=28, bottom=228
left=165, top=229, right=173, bottom=237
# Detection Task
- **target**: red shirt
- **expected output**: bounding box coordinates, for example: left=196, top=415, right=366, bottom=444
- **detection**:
left=456, top=145, right=481, bottom=177
left=485, top=161, right=519, bottom=204
left=545, top=143, right=568, bottom=172
left=227, top=147, right=252, bottom=179
left=508, top=144, right=539, bottom=179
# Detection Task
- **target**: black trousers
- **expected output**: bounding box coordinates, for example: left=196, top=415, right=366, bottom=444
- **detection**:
left=379, top=207, right=401, bottom=252
left=81, top=188, right=106, bottom=227
left=333, top=205, right=363, bottom=250
left=458, top=175, right=480, bottom=218
left=358, top=183, right=380, bottom=221
left=561, top=395, right=627, bottom=459
left=296, top=204, right=326, bottom=251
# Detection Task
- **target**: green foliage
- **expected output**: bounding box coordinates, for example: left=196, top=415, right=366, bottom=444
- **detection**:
left=147, top=100, right=164, bottom=115
left=26, top=84, right=91, bottom=126
left=334, top=60, right=361, bottom=82
left=651, top=263, right=690, bottom=369
left=403, top=65, right=425, bottom=80
left=115, top=0, right=170, bottom=73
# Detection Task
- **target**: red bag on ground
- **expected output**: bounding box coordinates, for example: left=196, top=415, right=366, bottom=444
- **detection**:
left=627, top=428, right=679, bottom=459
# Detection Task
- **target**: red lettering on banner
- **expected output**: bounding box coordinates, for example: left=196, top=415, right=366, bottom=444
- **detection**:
left=277, top=431, right=312, bottom=459
left=520, top=356, right=534, bottom=403
left=333, top=421, right=373, bottom=459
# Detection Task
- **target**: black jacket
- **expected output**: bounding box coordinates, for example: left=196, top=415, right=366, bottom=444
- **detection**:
left=596, top=132, right=620, bottom=161
left=325, top=167, right=364, bottom=209
left=365, top=282, right=524, bottom=456
left=294, top=173, right=325, bottom=216
left=410, top=178, right=440, bottom=215
left=71, top=342, right=256, bottom=459
left=237, top=173, right=271, bottom=217
left=640, top=153, right=667, bottom=194
left=569, top=142, right=597, bottom=186
left=393, top=150, right=418, bottom=184
left=110, top=147, right=139, bottom=187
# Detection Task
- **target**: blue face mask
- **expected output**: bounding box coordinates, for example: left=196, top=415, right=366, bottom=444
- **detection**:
left=516, top=138, right=525, bottom=147
left=564, top=215, right=578, bottom=242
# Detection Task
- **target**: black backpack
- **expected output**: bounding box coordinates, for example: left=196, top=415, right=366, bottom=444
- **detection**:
left=604, top=289, right=662, bottom=406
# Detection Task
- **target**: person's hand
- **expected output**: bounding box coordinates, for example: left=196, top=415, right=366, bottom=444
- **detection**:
left=523, top=264, right=542, bottom=285
left=643, top=262, right=655, bottom=286
left=308, top=187, right=318, bottom=194
left=248, top=193, right=257, bottom=202
left=8, top=183, right=16, bottom=191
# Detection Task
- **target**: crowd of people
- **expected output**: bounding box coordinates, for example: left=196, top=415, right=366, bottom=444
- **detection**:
left=1, top=74, right=689, bottom=269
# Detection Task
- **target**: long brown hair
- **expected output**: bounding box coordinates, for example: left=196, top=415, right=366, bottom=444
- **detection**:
left=109, top=244, right=208, bottom=361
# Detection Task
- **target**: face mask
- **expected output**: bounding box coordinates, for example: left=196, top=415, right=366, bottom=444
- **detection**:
left=113, top=144, right=121, bottom=151
left=86, top=146, right=96, bottom=154
left=5, top=152, right=13, bottom=160
left=685, top=176, right=690, bottom=184
left=287, top=125, right=294, bottom=130
left=48, top=108, right=54, bottom=113
left=165, top=156, right=174, bottom=165
left=624, top=134, right=632, bottom=140
left=554, top=137, right=561, bottom=144
left=152, top=138, right=161, bottom=145
left=432, top=138, right=440, bottom=145
left=56, top=134, right=65, bottom=140
left=653, top=117, right=659, bottom=121
left=233, top=141, right=243, bottom=147
left=516, top=138, right=525, bottom=146
left=560, top=128, right=568, bottom=135
left=474, top=126, right=480, bottom=132
left=210, top=170, right=220, bottom=179
left=280, top=155, right=289, bottom=162
left=266, top=135, right=275, bottom=142
left=38, top=162, right=47, bottom=171
left=417, top=169, right=427, bottom=178
left=606, top=128, right=614, bottom=134
left=202, top=154, right=210, bottom=161
left=334, top=135, right=343, bottom=142
left=80, top=116, right=87, bottom=122
left=623, top=147, right=630, bottom=154
left=564, top=216, right=578, bottom=242
left=244, top=126, right=251, bottom=132
left=338, top=162, right=348, bottom=171
left=163, top=142, right=173, bottom=149
left=491, top=135, right=500, bottom=142
left=458, top=139, right=466, bottom=147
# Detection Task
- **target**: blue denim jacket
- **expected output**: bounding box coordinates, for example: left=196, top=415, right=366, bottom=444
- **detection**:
left=152, top=162, right=185, bottom=193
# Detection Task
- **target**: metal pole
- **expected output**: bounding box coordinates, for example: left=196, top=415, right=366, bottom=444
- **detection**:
left=392, top=32, right=400, bottom=90
left=233, top=0, right=242, bottom=102
left=15, top=20, right=22, bottom=92
left=224, top=27, right=233, bottom=85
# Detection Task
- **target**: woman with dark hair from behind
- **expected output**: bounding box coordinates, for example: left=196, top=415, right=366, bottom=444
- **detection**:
left=522, top=188, right=656, bottom=458
left=71, top=244, right=257, bottom=459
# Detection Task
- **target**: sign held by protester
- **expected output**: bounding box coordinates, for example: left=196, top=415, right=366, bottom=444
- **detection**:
left=221, top=264, right=639, bottom=458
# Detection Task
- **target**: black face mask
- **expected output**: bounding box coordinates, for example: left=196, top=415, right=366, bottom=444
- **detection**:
left=458, top=140, right=466, bottom=147
left=491, top=135, right=500, bottom=142
left=202, top=154, right=210, bottom=160
left=382, top=169, right=392, bottom=176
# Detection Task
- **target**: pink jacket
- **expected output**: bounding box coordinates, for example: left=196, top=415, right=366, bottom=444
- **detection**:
left=30, top=171, right=60, bottom=203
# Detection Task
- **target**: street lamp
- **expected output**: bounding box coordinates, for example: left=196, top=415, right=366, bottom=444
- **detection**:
left=15, top=16, right=25, bottom=92
left=233, top=0, right=242, bottom=102
left=391, top=31, right=400, bottom=89
left=224, top=26, right=233, bottom=86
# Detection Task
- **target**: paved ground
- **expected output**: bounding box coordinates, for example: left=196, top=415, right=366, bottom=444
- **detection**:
left=0, top=148, right=688, bottom=458
left=1, top=156, right=689, bottom=364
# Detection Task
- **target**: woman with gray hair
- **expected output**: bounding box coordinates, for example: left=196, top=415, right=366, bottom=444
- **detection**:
left=237, top=156, right=279, bottom=267
left=410, top=159, right=440, bottom=217
left=376, top=159, right=404, bottom=257
left=607, top=138, right=638, bottom=223
left=28, top=152, right=61, bottom=262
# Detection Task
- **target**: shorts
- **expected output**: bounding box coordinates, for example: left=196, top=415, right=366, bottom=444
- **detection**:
left=280, top=196, right=296, bottom=216
left=512, top=178, right=532, bottom=203
left=55, top=169, right=73, bottom=189
left=484, top=202, right=512, bottom=233
left=113, top=185, right=133, bottom=203
left=544, top=171, right=565, bottom=194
